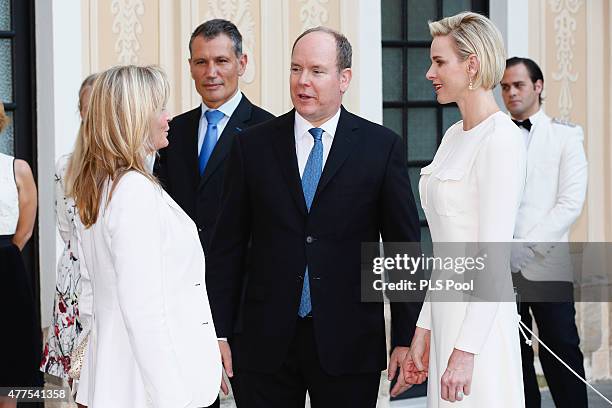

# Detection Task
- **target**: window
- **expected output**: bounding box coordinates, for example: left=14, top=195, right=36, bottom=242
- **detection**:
left=382, top=0, right=488, bottom=249
left=0, top=0, right=13, bottom=154
left=1, top=0, right=38, bottom=316
left=0, top=0, right=35, bottom=162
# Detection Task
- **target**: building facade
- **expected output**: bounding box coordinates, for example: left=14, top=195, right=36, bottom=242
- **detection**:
left=0, top=0, right=610, bottom=391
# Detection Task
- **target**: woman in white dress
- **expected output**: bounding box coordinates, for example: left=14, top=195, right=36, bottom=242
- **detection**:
left=402, top=12, right=526, bottom=406
left=41, top=73, right=97, bottom=382
left=68, top=65, right=222, bottom=407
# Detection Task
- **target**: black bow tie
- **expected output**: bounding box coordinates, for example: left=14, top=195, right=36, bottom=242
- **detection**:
left=512, top=118, right=532, bottom=132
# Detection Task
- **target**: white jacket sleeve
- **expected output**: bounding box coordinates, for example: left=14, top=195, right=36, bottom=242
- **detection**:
left=73, top=222, right=91, bottom=404
left=454, top=127, right=526, bottom=354
left=416, top=293, right=431, bottom=330
left=74, top=223, right=92, bottom=347
left=527, top=128, right=587, bottom=253
left=106, top=173, right=192, bottom=408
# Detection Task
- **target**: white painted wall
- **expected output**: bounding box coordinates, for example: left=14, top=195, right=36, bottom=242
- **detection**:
left=489, top=0, right=530, bottom=108
left=341, top=0, right=383, bottom=124
left=35, top=0, right=83, bottom=327
left=490, top=0, right=530, bottom=59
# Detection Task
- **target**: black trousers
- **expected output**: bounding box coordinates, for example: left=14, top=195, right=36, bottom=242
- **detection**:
left=237, top=317, right=380, bottom=408
left=518, top=299, right=587, bottom=408
left=0, top=236, right=42, bottom=388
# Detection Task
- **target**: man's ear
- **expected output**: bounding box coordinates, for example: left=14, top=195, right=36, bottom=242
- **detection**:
left=237, top=53, right=248, bottom=77
left=188, top=58, right=195, bottom=80
left=534, top=79, right=543, bottom=95
left=339, top=68, right=352, bottom=94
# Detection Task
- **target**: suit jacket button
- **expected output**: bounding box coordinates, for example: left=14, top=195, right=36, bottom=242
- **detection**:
left=306, top=236, right=314, bottom=244
left=198, top=227, right=203, bottom=232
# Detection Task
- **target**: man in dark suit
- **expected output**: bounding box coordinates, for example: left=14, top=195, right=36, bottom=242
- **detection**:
left=207, top=26, right=421, bottom=408
left=155, top=19, right=273, bottom=407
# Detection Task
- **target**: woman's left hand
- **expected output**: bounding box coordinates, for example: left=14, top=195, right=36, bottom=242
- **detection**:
left=441, top=348, right=474, bottom=402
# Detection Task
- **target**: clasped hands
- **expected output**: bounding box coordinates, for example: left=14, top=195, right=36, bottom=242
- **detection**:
left=397, top=327, right=475, bottom=402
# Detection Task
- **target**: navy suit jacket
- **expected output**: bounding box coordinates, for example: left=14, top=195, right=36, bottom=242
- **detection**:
left=155, top=94, right=274, bottom=254
left=207, top=106, right=422, bottom=375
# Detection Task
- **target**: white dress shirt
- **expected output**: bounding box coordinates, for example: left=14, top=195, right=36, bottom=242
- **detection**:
left=513, top=108, right=544, bottom=149
left=197, top=89, right=243, bottom=155
left=294, top=109, right=340, bottom=177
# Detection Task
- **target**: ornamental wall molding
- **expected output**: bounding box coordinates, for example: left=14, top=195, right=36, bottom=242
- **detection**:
left=300, top=0, right=329, bottom=32
left=206, top=0, right=257, bottom=84
left=548, top=0, right=582, bottom=120
left=111, top=0, right=145, bottom=64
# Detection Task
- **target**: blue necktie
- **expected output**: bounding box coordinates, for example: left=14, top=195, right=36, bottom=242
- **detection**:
left=199, top=110, right=225, bottom=175
left=298, top=127, right=324, bottom=317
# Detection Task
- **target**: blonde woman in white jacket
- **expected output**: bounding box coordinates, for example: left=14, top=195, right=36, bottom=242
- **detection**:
left=69, top=65, right=221, bottom=408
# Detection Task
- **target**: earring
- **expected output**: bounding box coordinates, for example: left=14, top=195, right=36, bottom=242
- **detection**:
left=468, top=77, right=473, bottom=90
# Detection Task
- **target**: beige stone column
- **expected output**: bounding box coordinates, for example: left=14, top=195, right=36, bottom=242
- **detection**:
left=528, top=0, right=612, bottom=381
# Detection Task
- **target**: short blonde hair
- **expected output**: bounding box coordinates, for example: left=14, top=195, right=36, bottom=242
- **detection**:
left=70, top=65, right=169, bottom=227
left=429, top=12, right=506, bottom=90
left=0, top=102, right=7, bottom=133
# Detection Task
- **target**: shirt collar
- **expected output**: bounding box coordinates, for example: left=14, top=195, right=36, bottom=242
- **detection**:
left=200, top=89, right=243, bottom=119
left=528, top=109, right=544, bottom=128
left=294, top=108, right=341, bottom=142
left=510, top=108, right=544, bottom=129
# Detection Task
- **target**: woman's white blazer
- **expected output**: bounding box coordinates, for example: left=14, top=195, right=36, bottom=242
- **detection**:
left=75, top=171, right=221, bottom=408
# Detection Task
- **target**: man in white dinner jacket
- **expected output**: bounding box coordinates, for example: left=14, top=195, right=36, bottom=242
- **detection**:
left=501, top=57, right=588, bottom=408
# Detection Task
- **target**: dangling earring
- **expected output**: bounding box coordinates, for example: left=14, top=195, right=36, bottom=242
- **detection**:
left=468, top=77, right=473, bottom=91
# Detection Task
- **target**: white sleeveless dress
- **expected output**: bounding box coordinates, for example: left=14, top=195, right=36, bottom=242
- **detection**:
left=0, top=152, right=18, bottom=235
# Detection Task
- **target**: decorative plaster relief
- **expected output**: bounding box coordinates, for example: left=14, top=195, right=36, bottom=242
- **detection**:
left=111, top=0, right=145, bottom=64
left=300, top=0, right=328, bottom=31
left=206, top=0, right=256, bottom=84
left=549, top=0, right=583, bottom=120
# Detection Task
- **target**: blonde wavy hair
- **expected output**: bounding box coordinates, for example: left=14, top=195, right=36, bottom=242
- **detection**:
left=69, top=65, right=170, bottom=227
left=0, top=102, right=8, bottom=133
left=428, top=12, right=506, bottom=90
left=65, top=73, right=99, bottom=199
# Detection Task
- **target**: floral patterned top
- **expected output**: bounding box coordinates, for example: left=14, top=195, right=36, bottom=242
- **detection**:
left=40, top=155, right=82, bottom=378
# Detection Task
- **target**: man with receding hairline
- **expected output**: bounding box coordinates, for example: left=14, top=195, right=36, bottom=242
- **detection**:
left=206, top=27, right=422, bottom=407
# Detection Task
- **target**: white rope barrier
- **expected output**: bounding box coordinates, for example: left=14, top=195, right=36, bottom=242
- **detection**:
left=517, top=316, right=612, bottom=406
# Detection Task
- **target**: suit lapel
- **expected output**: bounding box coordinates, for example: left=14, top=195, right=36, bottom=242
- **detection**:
left=272, top=110, right=307, bottom=215
left=177, top=106, right=201, bottom=182
left=526, top=112, right=550, bottom=181
left=312, top=107, right=357, bottom=205
left=199, top=95, right=252, bottom=189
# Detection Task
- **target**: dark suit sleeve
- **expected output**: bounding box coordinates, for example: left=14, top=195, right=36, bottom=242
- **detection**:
left=379, top=134, right=423, bottom=347
left=206, top=135, right=251, bottom=338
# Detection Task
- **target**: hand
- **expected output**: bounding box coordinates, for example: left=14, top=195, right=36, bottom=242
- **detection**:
left=403, top=353, right=428, bottom=385
left=388, top=346, right=412, bottom=397
left=218, top=340, right=233, bottom=395
left=510, top=243, right=535, bottom=272
left=441, top=348, right=474, bottom=402
left=403, top=327, right=430, bottom=385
